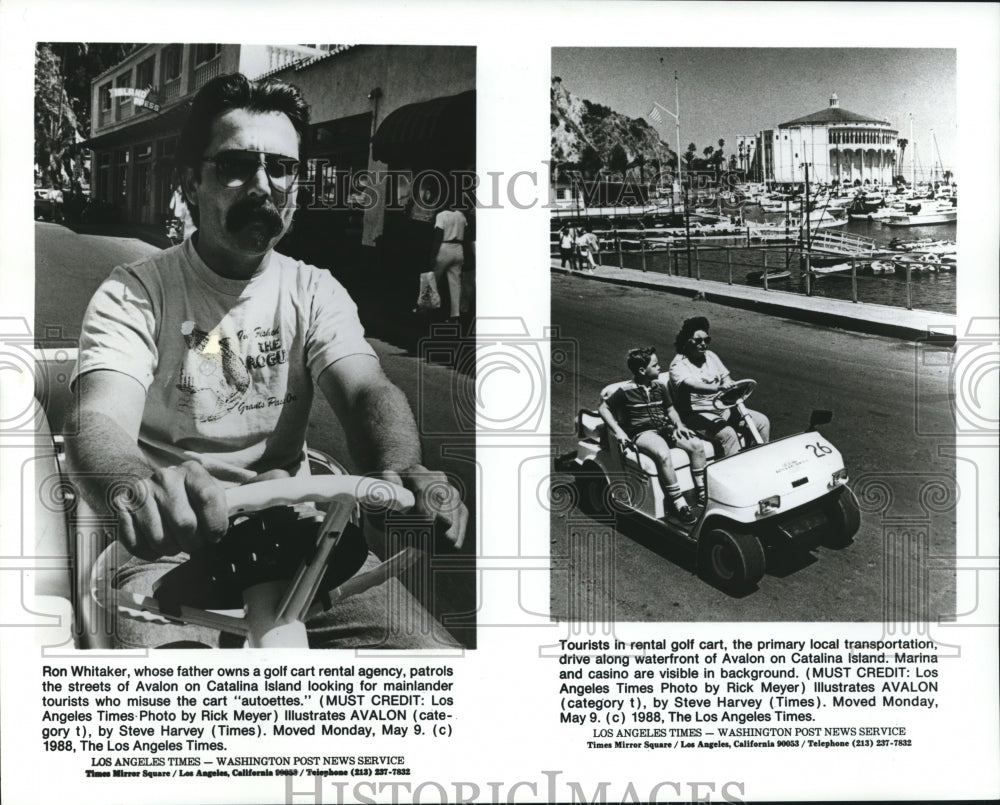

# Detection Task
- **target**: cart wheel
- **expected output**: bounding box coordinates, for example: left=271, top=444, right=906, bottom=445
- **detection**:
left=576, top=464, right=612, bottom=516
left=700, top=527, right=765, bottom=593
left=823, top=488, right=861, bottom=547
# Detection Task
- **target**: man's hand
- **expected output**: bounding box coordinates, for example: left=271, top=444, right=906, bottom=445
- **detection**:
left=615, top=432, right=633, bottom=450
left=676, top=425, right=698, bottom=441
left=113, top=460, right=229, bottom=560
left=379, top=465, right=468, bottom=549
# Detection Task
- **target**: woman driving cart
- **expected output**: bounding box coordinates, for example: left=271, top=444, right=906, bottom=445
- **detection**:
left=668, top=316, right=770, bottom=456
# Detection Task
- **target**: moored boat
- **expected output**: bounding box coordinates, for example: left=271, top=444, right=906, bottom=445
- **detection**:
left=869, top=260, right=895, bottom=274
left=746, top=269, right=791, bottom=284
left=881, top=201, right=957, bottom=227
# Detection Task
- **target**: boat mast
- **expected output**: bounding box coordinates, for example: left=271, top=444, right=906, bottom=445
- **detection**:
left=674, top=71, right=682, bottom=205
left=909, top=114, right=915, bottom=188
left=762, top=131, right=768, bottom=189
left=932, top=129, right=946, bottom=184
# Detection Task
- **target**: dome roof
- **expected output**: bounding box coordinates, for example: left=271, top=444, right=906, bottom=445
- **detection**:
left=780, top=106, right=892, bottom=128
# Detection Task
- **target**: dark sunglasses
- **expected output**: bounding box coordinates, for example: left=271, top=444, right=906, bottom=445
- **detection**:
left=202, top=150, right=300, bottom=191
left=689, top=336, right=712, bottom=345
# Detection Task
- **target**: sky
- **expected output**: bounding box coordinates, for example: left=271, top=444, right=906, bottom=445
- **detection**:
left=552, top=48, right=956, bottom=173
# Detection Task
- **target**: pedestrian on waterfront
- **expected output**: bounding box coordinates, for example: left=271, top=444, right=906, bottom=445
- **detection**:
left=429, top=202, right=468, bottom=322
left=65, top=72, right=466, bottom=649
left=559, top=225, right=578, bottom=270
left=599, top=346, right=706, bottom=521
left=578, top=227, right=600, bottom=271
left=668, top=316, right=770, bottom=456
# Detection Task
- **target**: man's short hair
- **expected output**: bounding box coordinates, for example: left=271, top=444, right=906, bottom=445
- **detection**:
left=627, top=346, right=656, bottom=374
left=178, top=72, right=311, bottom=173
left=674, top=316, right=710, bottom=353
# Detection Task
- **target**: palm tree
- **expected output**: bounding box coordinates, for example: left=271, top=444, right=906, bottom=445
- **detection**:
left=714, top=139, right=726, bottom=181
left=684, top=142, right=697, bottom=171
left=897, top=138, right=909, bottom=178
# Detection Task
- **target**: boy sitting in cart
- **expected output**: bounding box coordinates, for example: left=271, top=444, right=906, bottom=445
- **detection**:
left=598, top=346, right=707, bottom=524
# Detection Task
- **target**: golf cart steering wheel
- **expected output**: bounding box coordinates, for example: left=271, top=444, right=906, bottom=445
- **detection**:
left=711, top=378, right=757, bottom=410
left=92, top=475, right=416, bottom=647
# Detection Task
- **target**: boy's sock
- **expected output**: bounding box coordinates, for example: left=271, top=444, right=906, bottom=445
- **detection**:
left=692, top=468, right=706, bottom=504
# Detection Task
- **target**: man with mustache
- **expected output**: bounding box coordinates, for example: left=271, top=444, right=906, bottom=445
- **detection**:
left=66, top=73, right=467, bottom=648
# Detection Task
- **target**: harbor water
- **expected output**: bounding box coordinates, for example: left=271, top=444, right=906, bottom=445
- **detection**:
left=565, top=214, right=957, bottom=315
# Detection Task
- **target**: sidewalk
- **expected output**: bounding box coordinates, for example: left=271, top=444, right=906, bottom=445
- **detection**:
left=551, top=259, right=957, bottom=343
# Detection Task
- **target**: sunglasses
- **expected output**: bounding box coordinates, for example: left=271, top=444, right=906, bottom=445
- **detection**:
left=690, top=336, right=712, bottom=345
left=202, top=150, right=300, bottom=191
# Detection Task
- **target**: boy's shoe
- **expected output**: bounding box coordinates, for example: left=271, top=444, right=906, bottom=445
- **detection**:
left=675, top=504, right=698, bottom=525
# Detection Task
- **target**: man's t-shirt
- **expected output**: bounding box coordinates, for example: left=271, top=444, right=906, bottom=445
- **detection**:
left=72, top=238, right=376, bottom=483
left=603, top=379, right=675, bottom=439
left=668, top=351, right=730, bottom=414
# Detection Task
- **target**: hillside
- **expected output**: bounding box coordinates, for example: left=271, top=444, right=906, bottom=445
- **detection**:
left=551, top=77, right=675, bottom=181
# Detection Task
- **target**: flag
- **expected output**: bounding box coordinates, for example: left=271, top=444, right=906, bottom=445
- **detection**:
left=648, top=106, right=663, bottom=123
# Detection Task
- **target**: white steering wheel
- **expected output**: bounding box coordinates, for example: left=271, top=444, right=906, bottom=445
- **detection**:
left=92, top=476, right=415, bottom=647
left=711, top=378, right=757, bottom=410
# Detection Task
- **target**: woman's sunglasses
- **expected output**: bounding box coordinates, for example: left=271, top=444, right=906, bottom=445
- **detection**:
left=202, top=150, right=300, bottom=191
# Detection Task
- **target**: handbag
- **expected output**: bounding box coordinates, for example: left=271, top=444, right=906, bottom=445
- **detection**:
left=415, top=271, right=441, bottom=312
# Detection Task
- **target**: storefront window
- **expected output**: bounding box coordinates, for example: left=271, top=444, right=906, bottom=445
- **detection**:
left=96, top=153, right=111, bottom=201
left=136, top=56, right=154, bottom=89
left=116, top=150, right=129, bottom=204
left=161, top=44, right=182, bottom=80
left=192, top=44, right=223, bottom=90
left=98, top=82, right=112, bottom=126
left=114, top=71, right=132, bottom=119
left=134, top=143, right=153, bottom=212
left=194, top=43, right=221, bottom=65
left=160, top=44, right=183, bottom=101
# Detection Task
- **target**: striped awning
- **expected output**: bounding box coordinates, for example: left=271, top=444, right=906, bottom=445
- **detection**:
left=371, top=90, right=475, bottom=167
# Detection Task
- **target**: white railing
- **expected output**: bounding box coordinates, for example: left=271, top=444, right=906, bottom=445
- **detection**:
left=809, top=229, right=877, bottom=257
left=163, top=77, right=180, bottom=102
left=193, top=57, right=221, bottom=91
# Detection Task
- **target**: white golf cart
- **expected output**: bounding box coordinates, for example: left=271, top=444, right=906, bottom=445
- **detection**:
left=557, top=379, right=860, bottom=593
left=31, top=347, right=420, bottom=648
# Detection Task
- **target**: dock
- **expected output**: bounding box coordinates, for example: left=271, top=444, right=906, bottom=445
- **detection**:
left=551, top=258, right=956, bottom=343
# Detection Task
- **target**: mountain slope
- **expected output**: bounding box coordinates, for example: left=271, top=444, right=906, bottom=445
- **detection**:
left=551, top=77, right=675, bottom=179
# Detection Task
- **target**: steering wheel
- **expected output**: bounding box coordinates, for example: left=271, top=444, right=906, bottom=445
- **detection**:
left=711, top=378, right=757, bottom=410
left=92, top=476, right=416, bottom=647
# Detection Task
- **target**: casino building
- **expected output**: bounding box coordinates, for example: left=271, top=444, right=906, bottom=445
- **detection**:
left=755, top=94, right=899, bottom=187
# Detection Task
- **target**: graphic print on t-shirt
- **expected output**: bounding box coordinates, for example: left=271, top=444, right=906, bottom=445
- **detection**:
left=175, top=319, right=292, bottom=423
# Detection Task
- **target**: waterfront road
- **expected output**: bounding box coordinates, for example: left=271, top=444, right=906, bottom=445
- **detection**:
left=550, top=272, right=957, bottom=623
left=33, top=221, right=476, bottom=648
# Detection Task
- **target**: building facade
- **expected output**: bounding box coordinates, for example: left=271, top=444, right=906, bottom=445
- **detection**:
left=265, top=45, right=475, bottom=253
left=84, top=44, right=475, bottom=261
left=84, top=43, right=330, bottom=226
left=755, top=94, right=899, bottom=187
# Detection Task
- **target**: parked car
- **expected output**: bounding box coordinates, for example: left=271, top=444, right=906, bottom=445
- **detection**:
left=34, top=188, right=64, bottom=221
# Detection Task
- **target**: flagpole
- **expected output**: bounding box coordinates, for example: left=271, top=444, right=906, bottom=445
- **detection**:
left=674, top=71, right=682, bottom=208
left=652, top=74, right=682, bottom=213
